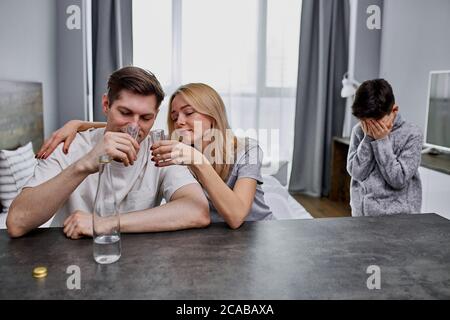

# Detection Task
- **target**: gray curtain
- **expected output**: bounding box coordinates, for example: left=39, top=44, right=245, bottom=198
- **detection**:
left=92, top=0, right=133, bottom=121
left=289, top=0, right=350, bottom=197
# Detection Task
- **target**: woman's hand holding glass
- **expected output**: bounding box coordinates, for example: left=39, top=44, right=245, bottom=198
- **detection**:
left=150, top=140, right=205, bottom=167
left=149, top=129, right=165, bottom=146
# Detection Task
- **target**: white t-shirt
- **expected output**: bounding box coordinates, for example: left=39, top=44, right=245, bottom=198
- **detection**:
left=24, top=128, right=198, bottom=227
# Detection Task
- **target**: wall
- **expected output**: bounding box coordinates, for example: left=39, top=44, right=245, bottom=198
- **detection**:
left=0, top=0, right=57, bottom=137
left=343, top=0, right=384, bottom=137
left=353, top=0, right=383, bottom=82
left=379, top=0, right=450, bottom=132
left=419, top=167, right=450, bottom=219
left=56, top=0, right=90, bottom=126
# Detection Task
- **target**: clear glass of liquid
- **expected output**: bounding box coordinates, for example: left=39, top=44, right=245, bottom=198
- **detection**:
left=149, top=129, right=165, bottom=164
left=149, top=129, right=165, bottom=146
left=93, top=233, right=121, bottom=264
left=126, top=123, right=140, bottom=141
left=93, top=155, right=121, bottom=264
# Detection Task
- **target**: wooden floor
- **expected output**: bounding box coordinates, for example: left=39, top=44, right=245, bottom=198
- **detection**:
left=293, top=194, right=352, bottom=218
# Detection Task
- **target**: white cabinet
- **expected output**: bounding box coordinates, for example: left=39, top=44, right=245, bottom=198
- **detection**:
left=419, top=167, right=450, bottom=220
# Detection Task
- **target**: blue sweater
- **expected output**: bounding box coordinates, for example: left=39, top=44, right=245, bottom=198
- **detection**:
left=347, top=113, right=423, bottom=216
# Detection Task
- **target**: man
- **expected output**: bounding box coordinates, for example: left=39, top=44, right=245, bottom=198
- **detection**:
left=7, top=66, right=210, bottom=238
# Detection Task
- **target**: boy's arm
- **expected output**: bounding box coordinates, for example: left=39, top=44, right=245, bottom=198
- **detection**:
left=346, top=126, right=376, bottom=182
left=370, top=132, right=423, bottom=190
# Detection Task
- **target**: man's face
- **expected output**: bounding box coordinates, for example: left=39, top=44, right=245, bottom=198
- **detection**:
left=102, top=90, right=158, bottom=144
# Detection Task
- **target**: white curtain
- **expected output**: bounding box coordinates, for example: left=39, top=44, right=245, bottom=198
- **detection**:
left=133, top=0, right=302, bottom=180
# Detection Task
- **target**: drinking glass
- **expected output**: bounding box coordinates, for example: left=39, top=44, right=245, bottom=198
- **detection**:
left=149, top=129, right=165, bottom=146
left=125, top=123, right=139, bottom=140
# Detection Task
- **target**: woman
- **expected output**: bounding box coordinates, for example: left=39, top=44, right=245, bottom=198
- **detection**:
left=37, top=83, right=273, bottom=229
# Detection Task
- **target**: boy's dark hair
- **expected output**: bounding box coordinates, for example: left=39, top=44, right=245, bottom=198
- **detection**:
left=352, top=79, right=395, bottom=119
left=107, top=66, right=165, bottom=108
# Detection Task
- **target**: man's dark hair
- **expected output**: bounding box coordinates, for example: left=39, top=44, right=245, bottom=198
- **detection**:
left=352, top=79, right=395, bottom=119
left=107, top=66, right=165, bottom=108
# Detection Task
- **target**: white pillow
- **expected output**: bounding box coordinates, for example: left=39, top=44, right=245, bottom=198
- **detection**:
left=0, top=142, right=37, bottom=214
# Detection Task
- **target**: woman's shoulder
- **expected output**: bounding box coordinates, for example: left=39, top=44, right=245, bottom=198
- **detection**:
left=234, top=137, right=263, bottom=165
left=235, top=137, right=260, bottom=151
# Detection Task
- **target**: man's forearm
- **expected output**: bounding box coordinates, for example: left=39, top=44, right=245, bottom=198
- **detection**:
left=7, top=160, right=91, bottom=237
left=120, top=195, right=210, bottom=233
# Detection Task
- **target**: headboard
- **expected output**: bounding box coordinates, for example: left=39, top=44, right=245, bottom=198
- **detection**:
left=0, top=80, right=44, bottom=153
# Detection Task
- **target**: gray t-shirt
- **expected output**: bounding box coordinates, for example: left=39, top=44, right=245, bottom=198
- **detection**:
left=207, top=138, right=273, bottom=222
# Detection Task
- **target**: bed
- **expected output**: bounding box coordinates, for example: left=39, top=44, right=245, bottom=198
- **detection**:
left=262, top=175, right=312, bottom=220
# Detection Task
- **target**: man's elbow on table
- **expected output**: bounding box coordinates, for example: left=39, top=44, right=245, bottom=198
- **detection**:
left=173, top=184, right=210, bottom=229
left=6, top=200, right=29, bottom=238
left=192, top=196, right=210, bottom=228
left=186, top=191, right=210, bottom=228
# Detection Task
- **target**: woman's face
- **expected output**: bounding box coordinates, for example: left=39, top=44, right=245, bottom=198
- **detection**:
left=170, top=93, right=214, bottom=145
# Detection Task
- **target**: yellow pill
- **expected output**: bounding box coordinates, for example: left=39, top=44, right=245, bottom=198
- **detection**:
left=33, top=266, right=48, bottom=278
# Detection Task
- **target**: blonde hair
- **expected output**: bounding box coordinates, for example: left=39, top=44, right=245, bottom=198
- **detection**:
left=167, top=83, right=237, bottom=181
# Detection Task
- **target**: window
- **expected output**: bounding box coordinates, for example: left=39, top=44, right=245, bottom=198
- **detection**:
left=133, top=0, right=302, bottom=178
left=266, top=0, right=301, bottom=89
left=133, top=0, right=172, bottom=87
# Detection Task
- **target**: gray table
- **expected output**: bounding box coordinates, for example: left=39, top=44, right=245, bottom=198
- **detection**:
left=1, top=213, right=450, bottom=299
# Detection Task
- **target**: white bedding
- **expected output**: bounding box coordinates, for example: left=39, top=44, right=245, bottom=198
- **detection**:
left=0, top=212, right=6, bottom=229
left=262, top=175, right=312, bottom=220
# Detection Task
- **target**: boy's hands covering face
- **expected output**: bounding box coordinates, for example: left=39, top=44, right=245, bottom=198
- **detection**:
left=368, top=113, right=395, bottom=140
left=366, top=120, right=390, bottom=140
left=360, top=120, right=370, bottom=136
left=360, top=112, right=395, bottom=140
